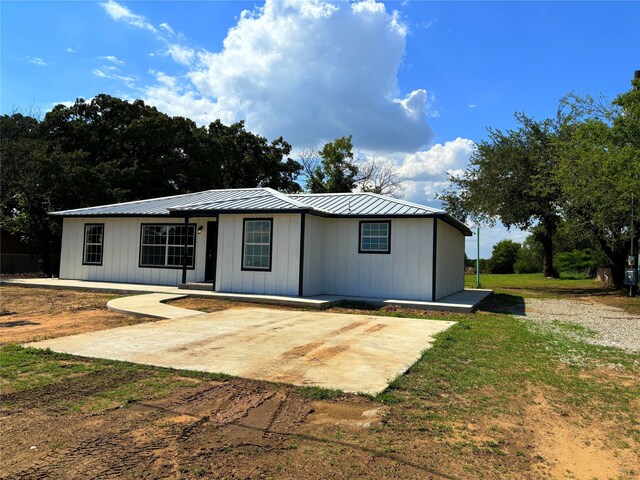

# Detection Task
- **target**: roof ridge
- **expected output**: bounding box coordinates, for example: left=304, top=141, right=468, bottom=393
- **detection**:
left=169, top=190, right=275, bottom=209
left=263, top=188, right=312, bottom=208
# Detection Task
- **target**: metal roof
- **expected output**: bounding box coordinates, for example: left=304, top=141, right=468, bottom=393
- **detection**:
left=290, top=192, right=441, bottom=216
left=51, top=188, right=471, bottom=235
left=50, top=188, right=303, bottom=216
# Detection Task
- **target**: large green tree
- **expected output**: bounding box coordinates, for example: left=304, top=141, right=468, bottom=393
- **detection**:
left=555, top=78, right=640, bottom=286
left=438, top=114, right=562, bottom=277
left=1, top=95, right=302, bottom=273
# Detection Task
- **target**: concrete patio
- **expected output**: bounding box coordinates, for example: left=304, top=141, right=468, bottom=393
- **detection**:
left=27, top=307, right=456, bottom=394
left=2, top=278, right=492, bottom=312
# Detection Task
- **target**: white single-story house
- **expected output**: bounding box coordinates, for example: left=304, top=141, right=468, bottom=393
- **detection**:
left=52, top=188, right=471, bottom=301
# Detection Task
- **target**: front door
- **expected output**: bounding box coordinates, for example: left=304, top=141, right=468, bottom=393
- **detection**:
left=204, top=221, right=218, bottom=285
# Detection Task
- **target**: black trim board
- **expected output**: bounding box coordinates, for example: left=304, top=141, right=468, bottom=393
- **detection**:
left=298, top=213, right=306, bottom=296
left=138, top=223, right=197, bottom=270
left=55, top=211, right=472, bottom=236
left=241, top=218, right=274, bottom=272
left=358, top=220, right=392, bottom=254
left=82, top=223, right=104, bottom=266
left=432, top=218, right=438, bottom=301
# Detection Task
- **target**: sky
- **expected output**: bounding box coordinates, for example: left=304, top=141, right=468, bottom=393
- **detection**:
left=2, top=0, right=638, bottom=257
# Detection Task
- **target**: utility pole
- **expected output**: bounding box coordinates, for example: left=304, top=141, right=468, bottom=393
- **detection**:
left=476, top=226, right=481, bottom=288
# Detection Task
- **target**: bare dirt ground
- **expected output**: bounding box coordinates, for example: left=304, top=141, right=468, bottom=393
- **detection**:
left=0, top=287, right=154, bottom=345
left=1, top=285, right=638, bottom=479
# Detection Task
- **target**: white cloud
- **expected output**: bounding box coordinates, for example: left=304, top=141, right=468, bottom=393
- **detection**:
left=167, top=44, right=195, bottom=66
left=468, top=103, right=477, bottom=108
left=92, top=68, right=135, bottom=87
left=65, top=47, right=78, bottom=53
left=137, top=0, right=433, bottom=152
left=100, top=0, right=156, bottom=32
left=26, top=56, right=47, bottom=66
left=399, top=137, right=475, bottom=180
left=159, top=22, right=175, bottom=35
left=100, top=55, right=124, bottom=64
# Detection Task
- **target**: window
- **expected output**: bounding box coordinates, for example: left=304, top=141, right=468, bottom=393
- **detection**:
left=242, top=219, right=273, bottom=271
left=83, top=224, right=104, bottom=265
left=140, top=224, right=195, bottom=268
left=359, top=221, right=391, bottom=254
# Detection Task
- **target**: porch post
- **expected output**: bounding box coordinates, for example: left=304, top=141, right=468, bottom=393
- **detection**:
left=182, top=216, right=189, bottom=285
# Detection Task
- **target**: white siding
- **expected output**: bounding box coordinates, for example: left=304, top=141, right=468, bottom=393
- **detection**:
left=316, top=217, right=434, bottom=301
left=435, top=219, right=465, bottom=300
left=302, top=214, right=325, bottom=296
left=59, top=216, right=215, bottom=285
left=215, top=213, right=301, bottom=296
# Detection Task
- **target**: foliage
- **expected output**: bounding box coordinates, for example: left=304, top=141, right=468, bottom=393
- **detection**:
left=0, top=95, right=303, bottom=272
left=302, top=135, right=359, bottom=193
left=489, top=239, right=521, bottom=274
left=554, top=249, right=598, bottom=276
left=438, top=113, right=561, bottom=277
left=555, top=78, right=640, bottom=286
left=514, top=240, right=542, bottom=274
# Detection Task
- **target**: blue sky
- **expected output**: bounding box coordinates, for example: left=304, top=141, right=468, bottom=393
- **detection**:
left=2, top=1, right=638, bottom=257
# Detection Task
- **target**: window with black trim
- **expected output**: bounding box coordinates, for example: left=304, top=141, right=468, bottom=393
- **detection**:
left=359, top=221, right=391, bottom=254
left=140, top=224, right=195, bottom=268
left=242, top=219, right=273, bottom=271
left=83, top=224, right=104, bottom=265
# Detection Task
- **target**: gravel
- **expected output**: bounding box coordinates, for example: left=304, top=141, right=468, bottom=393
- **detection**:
left=517, top=298, right=640, bottom=353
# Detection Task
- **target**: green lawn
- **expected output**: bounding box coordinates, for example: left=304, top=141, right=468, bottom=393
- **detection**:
left=2, top=282, right=639, bottom=478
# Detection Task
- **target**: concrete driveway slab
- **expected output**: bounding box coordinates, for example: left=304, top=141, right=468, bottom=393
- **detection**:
left=27, top=308, right=455, bottom=394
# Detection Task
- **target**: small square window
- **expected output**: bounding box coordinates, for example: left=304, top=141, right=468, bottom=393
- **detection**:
left=359, top=221, right=391, bottom=254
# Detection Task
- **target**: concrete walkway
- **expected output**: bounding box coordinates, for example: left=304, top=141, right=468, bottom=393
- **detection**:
left=107, top=293, right=205, bottom=319
left=2, top=278, right=492, bottom=312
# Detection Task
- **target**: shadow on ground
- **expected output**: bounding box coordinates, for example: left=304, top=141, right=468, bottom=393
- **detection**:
left=478, top=293, right=526, bottom=315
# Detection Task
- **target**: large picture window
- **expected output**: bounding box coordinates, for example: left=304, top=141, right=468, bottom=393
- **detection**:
left=83, top=224, right=104, bottom=265
left=359, top=221, right=391, bottom=254
left=242, top=219, right=273, bottom=271
left=140, top=224, right=195, bottom=268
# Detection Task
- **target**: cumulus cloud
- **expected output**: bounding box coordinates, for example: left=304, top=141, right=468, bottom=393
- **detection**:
left=399, top=137, right=475, bottom=180
left=66, top=47, right=78, bottom=53
left=167, top=44, right=195, bottom=66
left=100, top=0, right=156, bottom=32
left=128, top=0, right=434, bottom=152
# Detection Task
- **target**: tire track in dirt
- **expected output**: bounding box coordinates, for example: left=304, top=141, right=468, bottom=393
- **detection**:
left=2, top=380, right=314, bottom=480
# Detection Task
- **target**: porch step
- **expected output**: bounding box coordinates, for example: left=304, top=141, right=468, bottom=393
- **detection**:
left=179, top=282, right=214, bottom=291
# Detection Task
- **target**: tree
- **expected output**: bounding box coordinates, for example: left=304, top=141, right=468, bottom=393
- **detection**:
left=1, top=95, right=303, bottom=273
left=489, top=239, right=521, bottom=274
left=356, top=157, right=405, bottom=198
left=438, top=113, right=561, bottom=277
left=303, top=136, right=359, bottom=193
left=555, top=77, right=640, bottom=286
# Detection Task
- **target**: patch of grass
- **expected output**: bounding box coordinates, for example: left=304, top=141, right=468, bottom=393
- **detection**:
left=297, top=385, right=345, bottom=400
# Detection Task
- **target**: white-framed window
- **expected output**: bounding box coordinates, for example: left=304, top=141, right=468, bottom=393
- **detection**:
left=139, top=224, right=195, bottom=269
left=83, top=223, right=104, bottom=265
left=359, top=221, right=391, bottom=254
left=242, top=219, right=273, bottom=271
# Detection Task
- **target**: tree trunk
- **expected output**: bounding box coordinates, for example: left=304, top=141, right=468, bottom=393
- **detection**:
left=595, top=235, right=627, bottom=288
left=541, top=218, right=558, bottom=278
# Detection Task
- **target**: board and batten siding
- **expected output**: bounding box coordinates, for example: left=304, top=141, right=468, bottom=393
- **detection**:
left=302, top=214, right=325, bottom=296
left=59, top=216, right=214, bottom=285
left=215, top=213, right=301, bottom=296
left=435, top=220, right=465, bottom=300
left=310, top=217, right=435, bottom=300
